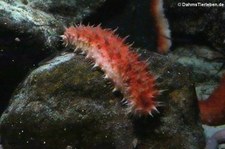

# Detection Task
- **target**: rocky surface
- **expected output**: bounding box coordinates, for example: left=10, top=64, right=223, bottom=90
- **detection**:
left=0, top=0, right=106, bottom=49
left=0, top=0, right=106, bottom=114
left=0, top=0, right=224, bottom=148
left=164, top=0, right=225, bottom=50
left=168, top=46, right=225, bottom=99
left=1, top=0, right=224, bottom=114
left=0, top=50, right=205, bottom=149
left=168, top=46, right=225, bottom=148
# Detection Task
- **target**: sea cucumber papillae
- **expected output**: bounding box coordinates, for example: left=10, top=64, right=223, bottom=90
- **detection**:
left=62, top=25, right=159, bottom=115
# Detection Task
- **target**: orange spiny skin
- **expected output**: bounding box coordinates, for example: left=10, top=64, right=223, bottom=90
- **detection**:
left=150, top=0, right=171, bottom=54
left=199, top=75, right=225, bottom=126
left=63, top=25, right=159, bottom=115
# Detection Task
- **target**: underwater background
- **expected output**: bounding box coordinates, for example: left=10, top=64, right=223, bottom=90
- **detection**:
left=0, top=0, right=225, bottom=148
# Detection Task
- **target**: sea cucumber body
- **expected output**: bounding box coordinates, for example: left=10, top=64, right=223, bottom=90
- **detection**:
left=199, top=75, right=225, bottom=126
left=63, top=25, right=159, bottom=115
left=150, top=0, right=171, bottom=54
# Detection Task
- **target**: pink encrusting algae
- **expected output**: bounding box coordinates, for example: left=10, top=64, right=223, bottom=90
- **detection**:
left=62, top=25, right=160, bottom=115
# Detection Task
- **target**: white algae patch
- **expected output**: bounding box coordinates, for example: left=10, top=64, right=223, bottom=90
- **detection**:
left=0, top=1, right=57, bottom=26
left=32, top=53, right=75, bottom=74
left=168, top=46, right=224, bottom=76
left=203, top=124, right=225, bottom=138
left=177, top=56, right=222, bottom=75
left=195, top=83, right=218, bottom=100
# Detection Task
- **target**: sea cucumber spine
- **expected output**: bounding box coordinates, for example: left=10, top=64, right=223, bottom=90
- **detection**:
left=62, top=25, right=159, bottom=115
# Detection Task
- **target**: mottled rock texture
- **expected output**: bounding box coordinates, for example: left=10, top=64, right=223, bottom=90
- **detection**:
left=0, top=0, right=106, bottom=114
left=0, top=0, right=223, bottom=148
left=0, top=0, right=106, bottom=49
left=164, top=0, right=225, bottom=50
left=0, top=51, right=205, bottom=149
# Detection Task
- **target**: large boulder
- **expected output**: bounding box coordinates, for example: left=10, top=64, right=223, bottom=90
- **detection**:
left=0, top=50, right=205, bottom=149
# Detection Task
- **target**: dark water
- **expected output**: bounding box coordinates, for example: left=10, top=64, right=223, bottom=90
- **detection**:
left=0, top=29, right=51, bottom=115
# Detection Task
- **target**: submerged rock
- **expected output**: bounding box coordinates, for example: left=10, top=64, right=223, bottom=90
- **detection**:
left=0, top=0, right=106, bottom=115
left=168, top=46, right=225, bottom=101
left=164, top=0, right=225, bottom=50
left=0, top=50, right=205, bottom=149
left=0, top=0, right=106, bottom=49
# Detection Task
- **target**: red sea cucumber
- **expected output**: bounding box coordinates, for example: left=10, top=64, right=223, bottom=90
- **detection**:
left=198, top=75, right=225, bottom=126
left=62, top=25, right=159, bottom=115
left=150, top=0, right=171, bottom=54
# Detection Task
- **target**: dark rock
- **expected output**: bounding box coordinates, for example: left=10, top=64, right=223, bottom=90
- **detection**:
left=168, top=45, right=225, bottom=148
left=0, top=53, right=135, bottom=149
left=167, top=46, right=225, bottom=100
left=168, top=46, right=224, bottom=81
left=0, top=0, right=106, bottom=49
left=164, top=0, right=225, bottom=50
left=0, top=0, right=106, bottom=114
left=0, top=51, right=205, bottom=149
left=25, top=0, right=106, bottom=22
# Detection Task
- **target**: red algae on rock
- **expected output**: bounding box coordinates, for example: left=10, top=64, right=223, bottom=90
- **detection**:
left=199, top=74, right=225, bottom=126
left=62, top=25, right=160, bottom=115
